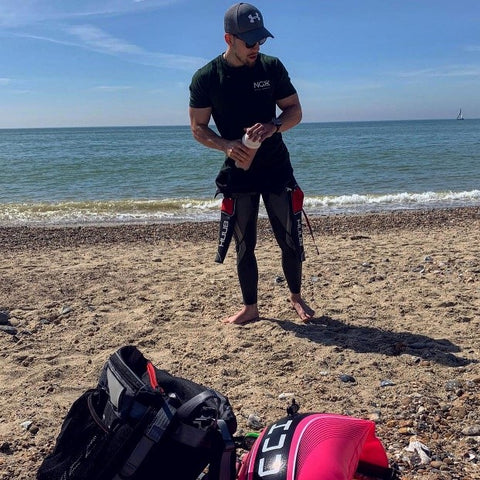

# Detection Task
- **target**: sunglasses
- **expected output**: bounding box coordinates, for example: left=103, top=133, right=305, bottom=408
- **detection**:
left=234, top=35, right=267, bottom=49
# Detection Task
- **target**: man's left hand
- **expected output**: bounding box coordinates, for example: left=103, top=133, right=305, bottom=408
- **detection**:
left=244, top=122, right=276, bottom=143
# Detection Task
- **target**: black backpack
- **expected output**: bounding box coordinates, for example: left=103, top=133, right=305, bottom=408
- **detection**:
left=37, top=345, right=237, bottom=480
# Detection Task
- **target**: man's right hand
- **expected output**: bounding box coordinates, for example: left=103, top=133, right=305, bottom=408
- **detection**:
left=225, top=140, right=257, bottom=171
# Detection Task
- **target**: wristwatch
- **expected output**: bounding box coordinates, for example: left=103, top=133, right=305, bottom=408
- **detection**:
left=271, top=117, right=282, bottom=133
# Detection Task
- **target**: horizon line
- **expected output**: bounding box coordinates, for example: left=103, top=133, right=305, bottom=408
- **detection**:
left=1, top=117, right=478, bottom=131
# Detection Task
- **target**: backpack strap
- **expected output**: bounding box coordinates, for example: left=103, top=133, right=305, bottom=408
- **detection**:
left=176, top=389, right=219, bottom=420
left=171, top=390, right=224, bottom=449
left=113, top=400, right=177, bottom=479
left=216, top=419, right=236, bottom=480
left=99, top=346, right=155, bottom=427
left=192, top=420, right=236, bottom=480
left=175, top=392, right=235, bottom=480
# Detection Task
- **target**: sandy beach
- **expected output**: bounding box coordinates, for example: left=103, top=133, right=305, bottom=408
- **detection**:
left=1, top=207, right=479, bottom=480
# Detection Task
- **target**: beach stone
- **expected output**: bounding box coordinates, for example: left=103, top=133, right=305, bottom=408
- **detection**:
left=380, top=379, right=395, bottom=387
left=450, top=405, right=467, bottom=419
left=368, top=411, right=381, bottom=422
left=339, top=374, right=356, bottom=383
left=464, top=451, right=477, bottom=461
left=412, top=265, right=425, bottom=273
left=445, top=379, right=462, bottom=391
left=20, top=421, right=32, bottom=430
left=461, top=425, right=480, bottom=436
left=0, top=325, right=18, bottom=335
left=247, top=414, right=263, bottom=430
left=0, top=442, right=12, bottom=454
left=405, top=439, right=431, bottom=465
left=0, top=311, right=10, bottom=325
left=60, top=306, right=73, bottom=315
left=278, top=392, right=294, bottom=400
left=350, top=235, right=370, bottom=240
left=439, top=301, right=456, bottom=308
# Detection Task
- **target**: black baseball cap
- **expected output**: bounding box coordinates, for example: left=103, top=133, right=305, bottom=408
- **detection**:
left=224, top=3, right=274, bottom=45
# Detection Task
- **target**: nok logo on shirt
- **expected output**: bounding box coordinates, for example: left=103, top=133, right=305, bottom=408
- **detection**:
left=253, top=79, right=271, bottom=91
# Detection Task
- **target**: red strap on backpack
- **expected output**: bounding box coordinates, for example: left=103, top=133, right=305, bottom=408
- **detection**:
left=146, top=361, right=163, bottom=392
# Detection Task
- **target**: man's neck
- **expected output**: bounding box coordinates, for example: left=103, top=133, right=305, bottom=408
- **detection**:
left=223, top=49, right=257, bottom=68
left=222, top=51, right=241, bottom=67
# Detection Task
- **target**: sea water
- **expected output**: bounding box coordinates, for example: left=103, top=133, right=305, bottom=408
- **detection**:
left=0, top=120, right=479, bottom=225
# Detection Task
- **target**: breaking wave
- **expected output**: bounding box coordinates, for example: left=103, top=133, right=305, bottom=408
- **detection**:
left=1, top=190, right=479, bottom=226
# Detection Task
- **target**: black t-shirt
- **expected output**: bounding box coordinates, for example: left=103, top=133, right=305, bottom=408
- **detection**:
left=189, top=53, right=297, bottom=194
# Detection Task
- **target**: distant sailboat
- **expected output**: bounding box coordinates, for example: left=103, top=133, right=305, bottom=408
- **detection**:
left=457, top=108, right=464, bottom=120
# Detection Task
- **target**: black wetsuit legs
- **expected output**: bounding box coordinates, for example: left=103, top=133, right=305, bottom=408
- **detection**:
left=233, top=190, right=303, bottom=306
left=263, top=189, right=302, bottom=295
left=233, top=194, right=260, bottom=305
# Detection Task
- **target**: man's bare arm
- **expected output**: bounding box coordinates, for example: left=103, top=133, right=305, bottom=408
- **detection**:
left=275, top=93, right=302, bottom=133
left=189, top=106, right=228, bottom=152
left=244, top=93, right=302, bottom=142
left=189, top=106, right=255, bottom=168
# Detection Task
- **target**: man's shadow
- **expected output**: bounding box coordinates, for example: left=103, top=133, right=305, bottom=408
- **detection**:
left=266, top=315, right=475, bottom=367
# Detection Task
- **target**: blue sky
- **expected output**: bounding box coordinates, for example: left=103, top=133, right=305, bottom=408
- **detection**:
left=1, top=0, right=479, bottom=128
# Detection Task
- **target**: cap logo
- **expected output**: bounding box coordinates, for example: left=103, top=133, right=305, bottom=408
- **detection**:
left=248, top=12, right=261, bottom=23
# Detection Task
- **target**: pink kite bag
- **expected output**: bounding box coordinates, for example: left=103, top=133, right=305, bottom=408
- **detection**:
left=237, top=413, right=396, bottom=480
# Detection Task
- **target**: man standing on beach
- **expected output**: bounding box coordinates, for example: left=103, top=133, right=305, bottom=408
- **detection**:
left=189, top=3, right=314, bottom=325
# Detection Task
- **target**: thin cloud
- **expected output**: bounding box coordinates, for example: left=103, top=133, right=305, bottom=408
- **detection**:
left=0, top=1, right=181, bottom=27
left=10, top=89, right=32, bottom=95
left=93, top=85, right=133, bottom=91
left=67, top=25, right=143, bottom=55
left=15, top=26, right=207, bottom=72
left=0, top=78, right=30, bottom=94
left=398, top=65, right=480, bottom=78
left=65, top=25, right=206, bottom=70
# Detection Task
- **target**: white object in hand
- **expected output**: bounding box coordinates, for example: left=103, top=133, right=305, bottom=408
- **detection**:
left=242, top=133, right=261, bottom=149
left=236, top=134, right=260, bottom=170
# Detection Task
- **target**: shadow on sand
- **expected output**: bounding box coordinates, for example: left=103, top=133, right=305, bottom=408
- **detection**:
left=265, top=315, right=475, bottom=367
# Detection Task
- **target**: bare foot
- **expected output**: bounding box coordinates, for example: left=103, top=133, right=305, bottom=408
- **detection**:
left=290, top=294, right=315, bottom=323
left=222, top=304, right=259, bottom=325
